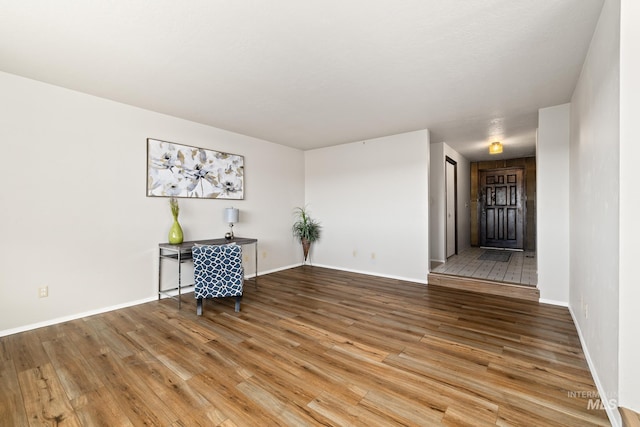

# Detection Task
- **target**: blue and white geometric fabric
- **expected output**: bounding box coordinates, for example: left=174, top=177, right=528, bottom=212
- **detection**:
left=193, top=244, right=244, bottom=300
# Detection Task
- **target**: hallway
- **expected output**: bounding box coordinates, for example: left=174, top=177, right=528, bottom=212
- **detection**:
left=431, top=247, right=537, bottom=286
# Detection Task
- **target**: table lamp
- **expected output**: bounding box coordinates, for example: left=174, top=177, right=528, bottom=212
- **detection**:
left=224, top=207, right=239, bottom=240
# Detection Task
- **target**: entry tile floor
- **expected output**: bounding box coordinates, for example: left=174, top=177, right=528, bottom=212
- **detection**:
left=431, top=247, right=538, bottom=286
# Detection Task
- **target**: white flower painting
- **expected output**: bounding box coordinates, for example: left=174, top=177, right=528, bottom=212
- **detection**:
left=147, top=139, right=244, bottom=199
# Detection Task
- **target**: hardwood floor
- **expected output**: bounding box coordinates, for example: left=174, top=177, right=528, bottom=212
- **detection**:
left=621, top=406, right=640, bottom=427
left=427, top=273, right=540, bottom=302
left=0, top=267, right=610, bottom=426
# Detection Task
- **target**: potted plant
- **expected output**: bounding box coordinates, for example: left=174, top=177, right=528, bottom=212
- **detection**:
left=292, top=206, right=321, bottom=264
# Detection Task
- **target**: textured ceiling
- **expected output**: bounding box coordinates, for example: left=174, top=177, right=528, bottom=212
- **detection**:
left=0, top=0, right=604, bottom=160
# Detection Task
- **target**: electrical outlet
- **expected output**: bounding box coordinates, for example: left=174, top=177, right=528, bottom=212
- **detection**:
left=352, top=250, right=357, bottom=257
left=371, top=252, right=376, bottom=260
left=38, top=286, right=48, bottom=298
left=262, top=251, right=267, bottom=259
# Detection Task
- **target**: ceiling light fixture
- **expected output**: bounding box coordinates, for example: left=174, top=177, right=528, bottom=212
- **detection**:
left=489, top=141, right=503, bottom=155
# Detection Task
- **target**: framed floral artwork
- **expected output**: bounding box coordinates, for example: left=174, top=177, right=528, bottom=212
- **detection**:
left=146, top=138, right=244, bottom=199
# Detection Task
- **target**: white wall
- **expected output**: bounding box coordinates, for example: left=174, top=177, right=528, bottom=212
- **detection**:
left=0, top=71, right=305, bottom=334
left=537, top=104, right=570, bottom=304
left=429, top=142, right=471, bottom=263
left=569, top=0, right=620, bottom=422
left=304, top=130, right=430, bottom=283
left=618, top=0, right=640, bottom=414
left=429, top=143, right=445, bottom=263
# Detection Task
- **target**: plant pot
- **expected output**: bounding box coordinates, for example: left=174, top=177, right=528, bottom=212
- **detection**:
left=301, top=238, right=311, bottom=263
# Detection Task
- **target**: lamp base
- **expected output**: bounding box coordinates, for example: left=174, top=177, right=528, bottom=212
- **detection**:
left=225, top=223, right=235, bottom=240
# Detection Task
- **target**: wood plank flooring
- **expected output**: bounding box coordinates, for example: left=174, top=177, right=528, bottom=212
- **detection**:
left=0, top=266, right=609, bottom=426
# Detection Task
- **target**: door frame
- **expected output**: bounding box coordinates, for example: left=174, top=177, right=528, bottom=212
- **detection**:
left=445, top=156, right=458, bottom=257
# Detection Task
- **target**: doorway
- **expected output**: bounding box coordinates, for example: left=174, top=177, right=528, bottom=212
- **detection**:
left=430, top=158, right=537, bottom=291
left=445, top=157, right=457, bottom=258
left=479, top=167, right=525, bottom=250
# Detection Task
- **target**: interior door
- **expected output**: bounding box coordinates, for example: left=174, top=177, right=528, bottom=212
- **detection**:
left=479, top=167, right=524, bottom=249
left=445, top=158, right=457, bottom=258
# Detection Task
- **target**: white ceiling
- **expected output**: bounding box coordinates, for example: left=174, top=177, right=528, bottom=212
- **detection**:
left=0, top=0, right=604, bottom=160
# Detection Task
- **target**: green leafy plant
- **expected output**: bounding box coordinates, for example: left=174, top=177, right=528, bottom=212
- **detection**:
left=292, top=206, right=321, bottom=243
left=292, top=207, right=321, bottom=263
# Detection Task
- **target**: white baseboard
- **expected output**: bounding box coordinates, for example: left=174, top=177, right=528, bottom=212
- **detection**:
left=311, top=263, right=428, bottom=285
left=259, top=263, right=301, bottom=275
left=568, top=306, right=622, bottom=427
left=539, top=298, right=569, bottom=307
left=0, top=296, right=158, bottom=338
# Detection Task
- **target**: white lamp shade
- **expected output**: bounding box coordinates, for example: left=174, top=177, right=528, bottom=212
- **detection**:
left=224, top=207, right=239, bottom=224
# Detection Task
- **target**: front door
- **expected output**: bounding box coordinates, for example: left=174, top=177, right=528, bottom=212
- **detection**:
left=479, top=167, right=525, bottom=249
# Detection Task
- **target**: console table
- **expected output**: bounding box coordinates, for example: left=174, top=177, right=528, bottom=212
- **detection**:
left=158, top=237, right=258, bottom=308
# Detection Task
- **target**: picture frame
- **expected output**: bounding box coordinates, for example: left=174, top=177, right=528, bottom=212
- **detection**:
left=146, top=138, right=244, bottom=199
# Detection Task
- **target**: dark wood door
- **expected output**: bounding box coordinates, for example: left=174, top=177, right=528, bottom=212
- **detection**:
left=479, top=167, right=525, bottom=249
